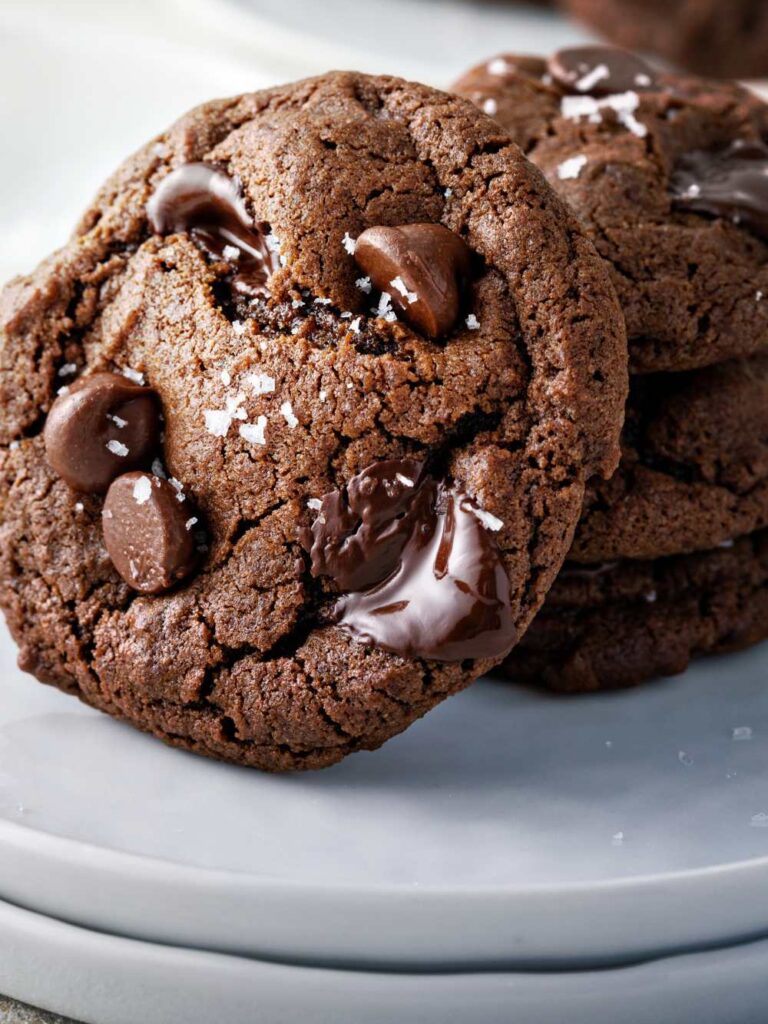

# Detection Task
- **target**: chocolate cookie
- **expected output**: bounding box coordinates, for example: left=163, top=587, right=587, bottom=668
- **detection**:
left=453, top=47, right=768, bottom=372
left=501, top=530, right=768, bottom=693
left=563, top=0, right=768, bottom=80
left=572, top=351, right=768, bottom=562
left=0, top=72, right=626, bottom=771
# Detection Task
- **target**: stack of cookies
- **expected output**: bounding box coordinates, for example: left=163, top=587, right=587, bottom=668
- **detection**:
left=454, top=46, right=768, bottom=692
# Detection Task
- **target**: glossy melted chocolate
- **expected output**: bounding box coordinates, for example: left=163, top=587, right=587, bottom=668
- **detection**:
left=303, top=459, right=514, bottom=662
left=671, top=140, right=768, bottom=242
left=147, top=162, right=278, bottom=297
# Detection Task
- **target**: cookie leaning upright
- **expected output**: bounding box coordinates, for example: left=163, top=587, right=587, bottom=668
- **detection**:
left=0, top=72, right=626, bottom=771
left=454, top=47, right=768, bottom=372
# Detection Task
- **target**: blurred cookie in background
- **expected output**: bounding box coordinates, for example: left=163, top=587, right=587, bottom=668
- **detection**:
left=562, top=0, right=768, bottom=79
left=453, top=47, right=768, bottom=372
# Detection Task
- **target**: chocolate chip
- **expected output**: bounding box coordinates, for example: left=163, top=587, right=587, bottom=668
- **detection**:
left=354, top=224, right=472, bottom=338
left=304, top=458, right=514, bottom=661
left=671, top=140, right=768, bottom=242
left=547, top=46, right=658, bottom=97
left=44, top=372, right=161, bottom=493
left=147, top=162, right=278, bottom=298
left=102, top=472, right=198, bottom=594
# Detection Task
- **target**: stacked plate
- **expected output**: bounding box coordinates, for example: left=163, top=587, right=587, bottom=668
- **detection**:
left=2, top=3, right=768, bottom=1022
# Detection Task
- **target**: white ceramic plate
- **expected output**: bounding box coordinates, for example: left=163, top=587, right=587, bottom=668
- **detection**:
left=3, top=616, right=768, bottom=970
left=2, top=896, right=768, bottom=1024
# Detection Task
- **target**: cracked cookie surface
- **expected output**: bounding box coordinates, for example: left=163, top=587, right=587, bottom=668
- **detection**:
left=453, top=51, right=768, bottom=372
left=0, top=72, right=626, bottom=770
left=501, top=530, right=768, bottom=692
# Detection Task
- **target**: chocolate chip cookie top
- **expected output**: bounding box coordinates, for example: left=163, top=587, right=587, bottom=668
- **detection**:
left=0, top=72, right=626, bottom=770
left=501, top=530, right=768, bottom=693
left=572, top=352, right=768, bottom=562
left=453, top=47, right=768, bottom=372
left=563, top=0, right=768, bottom=81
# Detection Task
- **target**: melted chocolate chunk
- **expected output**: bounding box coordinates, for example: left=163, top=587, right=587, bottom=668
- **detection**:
left=671, top=140, right=768, bottom=241
left=548, top=46, right=658, bottom=96
left=102, top=472, right=198, bottom=594
left=44, top=372, right=161, bottom=493
left=147, top=163, right=278, bottom=298
left=303, top=459, right=514, bottom=662
left=354, top=224, right=472, bottom=338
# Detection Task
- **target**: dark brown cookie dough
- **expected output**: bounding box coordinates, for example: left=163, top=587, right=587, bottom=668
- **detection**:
left=453, top=48, right=768, bottom=372
left=563, top=0, right=768, bottom=80
left=0, top=72, right=626, bottom=771
left=500, top=530, right=768, bottom=693
left=572, top=352, right=768, bottom=562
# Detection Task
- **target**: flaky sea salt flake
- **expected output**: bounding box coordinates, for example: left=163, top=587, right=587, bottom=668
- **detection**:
left=246, top=372, right=276, bottom=396
left=133, top=476, right=153, bottom=505
left=342, top=232, right=357, bottom=255
left=239, top=417, right=267, bottom=446
left=106, top=439, right=129, bottom=457
left=307, top=498, right=323, bottom=511
left=356, top=276, right=372, bottom=294
left=465, top=314, right=481, bottom=330
left=473, top=507, right=504, bottom=532
left=280, top=400, right=299, bottom=428
left=487, top=57, right=510, bottom=76
left=557, top=154, right=588, bottom=180
left=57, top=363, right=77, bottom=377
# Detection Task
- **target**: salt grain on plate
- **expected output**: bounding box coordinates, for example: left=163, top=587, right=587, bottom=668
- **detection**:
left=733, top=726, right=753, bottom=741
left=678, top=750, right=694, bottom=767
left=611, top=831, right=624, bottom=847
left=108, top=413, right=128, bottom=428
left=751, top=812, right=768, bottom=828
left=557, top=154, right=588, bottom=181
left=132, top=476, right=153, bottom=505
left=390, top=276, right=418, bottom=304
left=280, top=401, right=299, bottom=428
left=106, top=439, right=129, bottom=457
left=239, top=416, right=267, bottom=446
